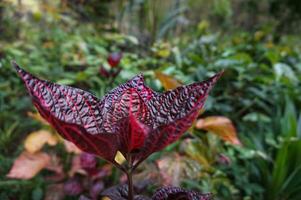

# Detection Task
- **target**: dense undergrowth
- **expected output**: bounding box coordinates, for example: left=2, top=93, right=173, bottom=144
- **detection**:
left=0, top=1, right=301, bottom=200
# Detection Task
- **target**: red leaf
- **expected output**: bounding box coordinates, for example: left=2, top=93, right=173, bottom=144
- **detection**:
left=107, top=52, right=122, bottom=67
left=14, top=62, right=119, bottom=162
left=138, top=72, right=223, bottom=162
left=119, top=114, right=149, bottom=154
left=14, top=62, right=222, bottom=167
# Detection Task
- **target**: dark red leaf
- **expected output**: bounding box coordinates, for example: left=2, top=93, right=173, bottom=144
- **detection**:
left=13, top=61, right=222, bottom=166
left=13, top=62, right=119, bottom=162
left=108, top=52, right=122, bottom=67
left=136, top=72, right=223, bottom=163
left=217, top=153, right=231, bottom=165
left=118, top=114, right=149, bottom=154
left=152, top=186, right=213, bottom=200
left=99, top=66, right=110, bottom=78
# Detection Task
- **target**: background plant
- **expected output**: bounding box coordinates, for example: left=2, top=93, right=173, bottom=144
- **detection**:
left=0, top=0, right=301, bottom=199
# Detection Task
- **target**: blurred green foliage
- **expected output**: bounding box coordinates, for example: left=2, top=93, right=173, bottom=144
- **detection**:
left=0, top=0, right=301, bottom=199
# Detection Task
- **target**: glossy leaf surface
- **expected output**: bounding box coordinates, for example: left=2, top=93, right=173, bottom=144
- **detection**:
left=14, top=62, right=222, bottom=165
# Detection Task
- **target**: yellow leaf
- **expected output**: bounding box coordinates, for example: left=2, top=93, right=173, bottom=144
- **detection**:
left=114, top=151, right=126, bottom=165
left=183, top=139, right=211, bottom=169
left=153, top=42, right=171, bottom=58
left=6, top=151, right=51, bottom=180
left=24, top=130, right=58, bottom=153
left=155, top=71, right=182, bottom=90
left=254, top=31, right=265, bottom=41
left=196, top=116, right=241, bottom=145
left=157, top=153, right=202, bottom=186
left=27, top=111, right=49, bottom=125
left=64, top=140, right=82, bottom=154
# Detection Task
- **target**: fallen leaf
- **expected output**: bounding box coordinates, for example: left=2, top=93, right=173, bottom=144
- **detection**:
left=133, top=162, right=160, bottom=186
left=157, top=153, right=181, bottom=186
left=182, top=139, right=211, bottom=169
left=64, top=140, right=82, bottom=154
left=156, top=153, right=201, bottom=186
left=155, top=71, right=182, bottom=90
left=7, top=151, right=51, bottom=180
left=45, top=184, right=65, bottom=200
left=69, top=155, right=86, bottom=177
left=27, top=111, right=49, bottom=125
left=196, top=116, right=241, bottom=145
left=24, top=130, right=58, bottom=153
left=45, top=154, right=63, bottom=174
left=45, top=154, right=65, bottom=181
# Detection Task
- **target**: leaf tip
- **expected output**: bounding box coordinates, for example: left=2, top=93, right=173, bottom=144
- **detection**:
left=11, top=61, right=26, bottom=77
left=11, top=60, right=19, bottom=70
left=209, top=70, right=224, bottom=83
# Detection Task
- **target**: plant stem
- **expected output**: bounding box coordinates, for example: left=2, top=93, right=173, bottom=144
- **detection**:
left=127, top=154, right=134, bottom=200
left=127, top=170, right=134, bottom=200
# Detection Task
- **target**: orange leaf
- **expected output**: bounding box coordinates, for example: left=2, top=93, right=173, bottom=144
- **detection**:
left=64, top=140, right=82, bottom=154
left=27, top=111, right=49, bottom=125
left=155, top=71, right=182, bottom=90
left=6, top=151, right=51, bottom=180
left=24, top=130, right=58, bottom=153
left=196, top=116, right=241, bottom=145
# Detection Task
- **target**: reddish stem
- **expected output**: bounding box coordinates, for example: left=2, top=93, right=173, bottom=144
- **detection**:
left=126, top=154, right=134, bottom=200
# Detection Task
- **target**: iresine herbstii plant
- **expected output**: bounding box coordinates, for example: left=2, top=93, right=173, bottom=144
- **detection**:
left=13, top=61, right=222, bottom=200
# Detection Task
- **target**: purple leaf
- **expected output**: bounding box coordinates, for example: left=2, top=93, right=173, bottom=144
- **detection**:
left=152, top=186, right=213, bottom=200
left=108, top=52, right=122, bottom=67
left=64, top=178, right=84, bottom=196
left=13, top=61, right=222, bottom=166
left=90, top=181, right=104, bottom=200
left=80, top=153, right=97, bottom=170
left=101, top=184, right=150, bottom=200
left=101, top=184, right=128, bottom=200
left=79, top=195, right=92, bottom=200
